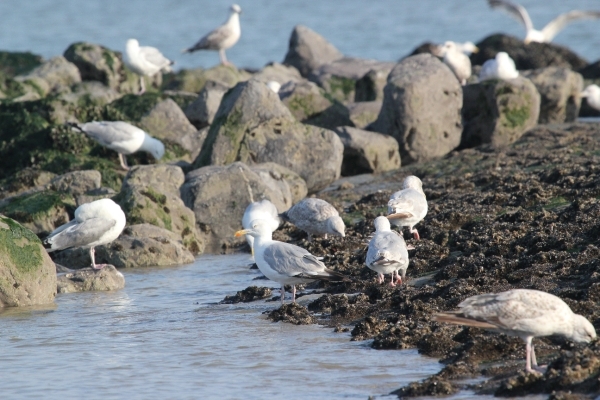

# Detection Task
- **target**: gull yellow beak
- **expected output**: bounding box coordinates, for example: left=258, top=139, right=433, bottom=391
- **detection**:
left=472, top=46, right=479, bottom=54
left=234, top=229, right=250, bottom=237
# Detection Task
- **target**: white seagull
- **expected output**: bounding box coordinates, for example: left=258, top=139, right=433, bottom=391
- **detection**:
left=366, top=216, right=410, bottom=286
left=434, top=289, right=597, bottom=375
left=580, top=84, right=600, bottom=111
left=282, top=198, right=345, bottom=241
left=479, top=52, right=519, bottom=81
left=70, top=121, right=165, bottom=170
left=44, top=199, right=126, bottom=270
left=456, top=41, right=479, bottom=56
left=387, top=176, right=428, bottom=240
left=242, top=199, right=281, bottom=256
left=183, top=4, right=242, bottom=65
left=235, top=219, right=345, bottom=303
left=125, top=38, right=174, bottom=95
left=488, top=0, right=600, bottom=44
left=438, top=41, right=472, bottom=85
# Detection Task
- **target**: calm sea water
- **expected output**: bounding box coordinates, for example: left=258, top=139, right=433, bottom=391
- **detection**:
left=0, top=0, right=599, bottom=70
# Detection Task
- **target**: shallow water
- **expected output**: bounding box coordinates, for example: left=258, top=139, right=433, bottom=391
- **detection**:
left=1, top=0, right=599, bottom=70
left=0, top=254, right=445, bottom=399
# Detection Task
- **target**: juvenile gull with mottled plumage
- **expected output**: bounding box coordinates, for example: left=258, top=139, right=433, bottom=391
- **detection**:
left=282, top=198, right=345, bottom=241
left=387, top=176, right=428, bottom=240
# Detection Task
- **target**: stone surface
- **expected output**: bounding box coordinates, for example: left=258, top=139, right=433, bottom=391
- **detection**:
left=15, top=56, right=81, bottom=97
left=63, top=42, right=124, bottom=90
left=252, top=62, right=303, bottom=86
left=181, top=162, right=302, bottom=251
left=461, top=76, right=541, bottom=148
left=184, top=80, right=230, bottom=129
left=250, top=162, right=308, bottom=207
left=278, top=80, right=353, bottom=130
left=347, top=101, right=381, bottom=129
left=59, top=81, right=121, bottom=106
left=355, top=69, right=389, bottom=102
left=371, top=54, right=463, bottom=164
left=0, top=191, right=74, bottom=235
left=521, top=68, right=583, bottom=124
left=117, top=164, right=203, bottom=254
left=193, top=79, right=343, bottom=192
left=50, top=170, right=102, bottom=195
left=0, top=215, right=56, bottom=307
left=577, top=59, right=600, bottom=80
left=57, top=265, right=125, bottom=293
left=162, top=65, right=250, bottom=93
left=471, top=34, right=588, bottom=71
left=283, top=25, right=344, bottom=78
left=334, top=126, right=401, bottom=176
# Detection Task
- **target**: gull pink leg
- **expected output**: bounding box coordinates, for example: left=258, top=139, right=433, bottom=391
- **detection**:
left=524, top=337, right=542, bottom=375
left=411, top=227, right=420, bottom=240
left=118, top=153, right=130, bottom=171
left=89, top=247, right=109, bottom=270
left=292, top=285, right=296, bottom=303
left=138, top=76, right=146, bottom=95
left=531, top=344, right=547, bottom=373
left=389, top=271, right=397, bottom=287
left=280, top=286, right=285, bottom=304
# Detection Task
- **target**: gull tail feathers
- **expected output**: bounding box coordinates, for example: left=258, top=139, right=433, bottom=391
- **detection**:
left=66, top=122, right=84, bottom=132
left=433, top=312, right=498, bottom=329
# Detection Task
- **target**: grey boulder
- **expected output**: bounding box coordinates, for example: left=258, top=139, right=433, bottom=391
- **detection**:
left=14, top=56, right=81, bottom=98
left=57, top=265, right=125, bottom=293
left=184, top=80, right=230, bottom=129
left=371, top=54, right=463, bottom=164
left=283, top=25, right=344, bottom=78
left=50, top=170, right=101, bottom=196
left=334, top=126, right=400, bottom=175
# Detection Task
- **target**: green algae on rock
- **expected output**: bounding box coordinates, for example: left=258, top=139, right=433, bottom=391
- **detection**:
left=0, top=190, right=74, bottom=234
left=0, top=215, right=56, bottom=307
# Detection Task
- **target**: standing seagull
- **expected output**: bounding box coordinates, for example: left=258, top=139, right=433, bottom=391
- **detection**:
left=69, top=121, right=165, bottom=170
left=125, top=39, right=174, bottom=95
left=235, top=220, right=345, bottom=303
left=438, top=41, right=472, bottom=85
left=183, top=4, right=242, bottom=66
left=242, top=199, right=281, bottom=256
left=479, top=52, right=519, bottom=81
left=580, top=84, right=600, bottom=111
left=387, top=176, right=428, bottom=240
left=488, top=0, right=600, bottom=44
left=282, top=198, right=345, bottom=241
left=44, top=199, right=126, bottom=270
left=434, top=289, right=596, bottom=375
left=366, top=217, right=410, bottom=286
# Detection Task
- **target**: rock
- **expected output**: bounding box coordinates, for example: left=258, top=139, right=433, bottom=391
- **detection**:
left=355, top=69, right=389, bottom=102
left=279, top=80, right=339, bottom=123
left=220, top=286, right=272, bottom=304
left=267, top=303, right=316, bottom=325
left=193, top=79, right=343, bottom=192
left=371, top=54, right=463, bottom=164
left=50, top=170, right=102, bottom=195
left=123, top=223, right=182, bottom=242
left=0, top=51, right=43, bottom=78
left=184, top=80, right=230, bottom=129
left=347, top=101, right=381, bottom=129
left=310, top=58, right=395, bottom=103
left=250, top=162, right=308, bottom=207
left=521, top=68, right=583, bottom=124
left=75, top=187, right=117, bottom=206
left=461, top=76, right=541, bottom=148
left=252, top=62, right=303, bottom=86
left=181, top=162, right=301, bottom=251
left=54, top=227, right=195, bottom=268
left=0, top=215, right=56, bottom=307
left=59, top=81, right=121, bottom=106
left=0, top=191, right=74, bottom=235
left=63, top=42, right=124, bottom=90
left=404, top=42, right=443, bottom=58
left=162, top=65, right=251, bottom=93
left=577, top=59, right=600, bottom=80
left=334, top=126, right=401, bottom=175
left=14, top=56, right=81, bottom=97
left=471, top=34, right=588, bottom=71
left=283, top=25, right=344, bottom=78
left=117, top=164, right=203, bottom=254
left=57, top=265, right=125, bottom=293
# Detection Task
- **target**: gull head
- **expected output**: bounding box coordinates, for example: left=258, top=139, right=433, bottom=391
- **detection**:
left=235, top=219, right=272, bottom=239
left=402, top=175, right=424, bottom=193
left=150, top=138, right=165, bottom=160
left=126, top=39, right=140, bottom=52
left=230, top=4, right=242, bottom=14
left=327, top=216, right=346, bottom=238
left=580, top=84, right=600, bottom=99
left=459, top=41, right=479, bottom=55
left=569, top=314, right=597, bottom=343
left=373, top=216, right=391, bottom=232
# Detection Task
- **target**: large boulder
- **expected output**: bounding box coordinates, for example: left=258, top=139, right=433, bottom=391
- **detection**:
left=64, top=42, right=125, bottom=91
left=49, top=170, right=101, bottom=195
left=309, top=58, right=395, bottom=103
left=184, top=80, right=230, bottom=129
left=252, top=63, right=303, bottom=86
left=347, top=101, right=381, bottom=129
left=181, top=162, right=304, bottom=251
left=278, top=80, right=353, bottom=130
left=250, top=162, right=308, bottom=206
left=283, top=25, right=344, bottom=78
left=57, top=265, right=125, bottom=293
left=193, top=79, right=343, bottom=192
left=521, top=68, right=583, bottom=124
left=471, top=34, right=588, bottom=70
left=355, top=69, right=389, bottom=102
left=0, top=51, right=43, bottom=78
left=0, top=215, right=56, bottom=307
left=334, top=126, right=400, bottom=176
left=59, top=81, right=121, bottom=106
left=162, top=65, right=251, bottom=93
left=461, top=76, right=541, bottom=148
left=117, top=164, right=203, bottom=254
left=14, top=56, right=81, bottom=97
left=371, top=54, right=463, bottom=164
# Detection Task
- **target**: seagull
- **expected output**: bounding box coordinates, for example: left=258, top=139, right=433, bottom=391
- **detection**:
left=266, top=81, right=281, bottom=94
left=235, top=219, right=345, bottom=303
left=124, top=38, right=174, bottom=95
left=456, top=41, right=479, bottom=56
left=281, top=198, right=345, bottom=241
left=69, top=121, right=165, bottom=170
left=366, top=216, right=410, bottom=286
left=438, top=41, right=472, bottom=85
left=434, top=289, right=596, bottom=375
left=183, top=4, right=242, bottom=66
left=488, top=0, right=600, bottom=44
left=580, top=84, right=600, bottom=111
left=44, top=199, right=126, bottom=270
left=387, top=176, right=428, bottom=240
left=479, top=52, right=519, bottom=81
left=242, top=199, right=281, bottom=257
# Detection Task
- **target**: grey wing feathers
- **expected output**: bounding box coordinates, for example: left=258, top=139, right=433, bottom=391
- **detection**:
left=44, top=218, right=117, bottom=251
left=542, top=10, right=600, bottom=41
left=139, top=46, right=173, bottom=70
left=263, top=242, right=327, bottom=277
left=188, top=26, right=232, bottom=51
left=388, top=189, right=424, bottom=214
left=80, top=122, right=137, bottom=145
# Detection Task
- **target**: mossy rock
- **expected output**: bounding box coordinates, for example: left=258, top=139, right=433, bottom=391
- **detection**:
left=162, top=65, right=251, bottom=93
left=0, top=190, right=75, bottom=234
left=0, top=51, right=43, bottom=78
left=0, top=214, right=57, bottom=307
